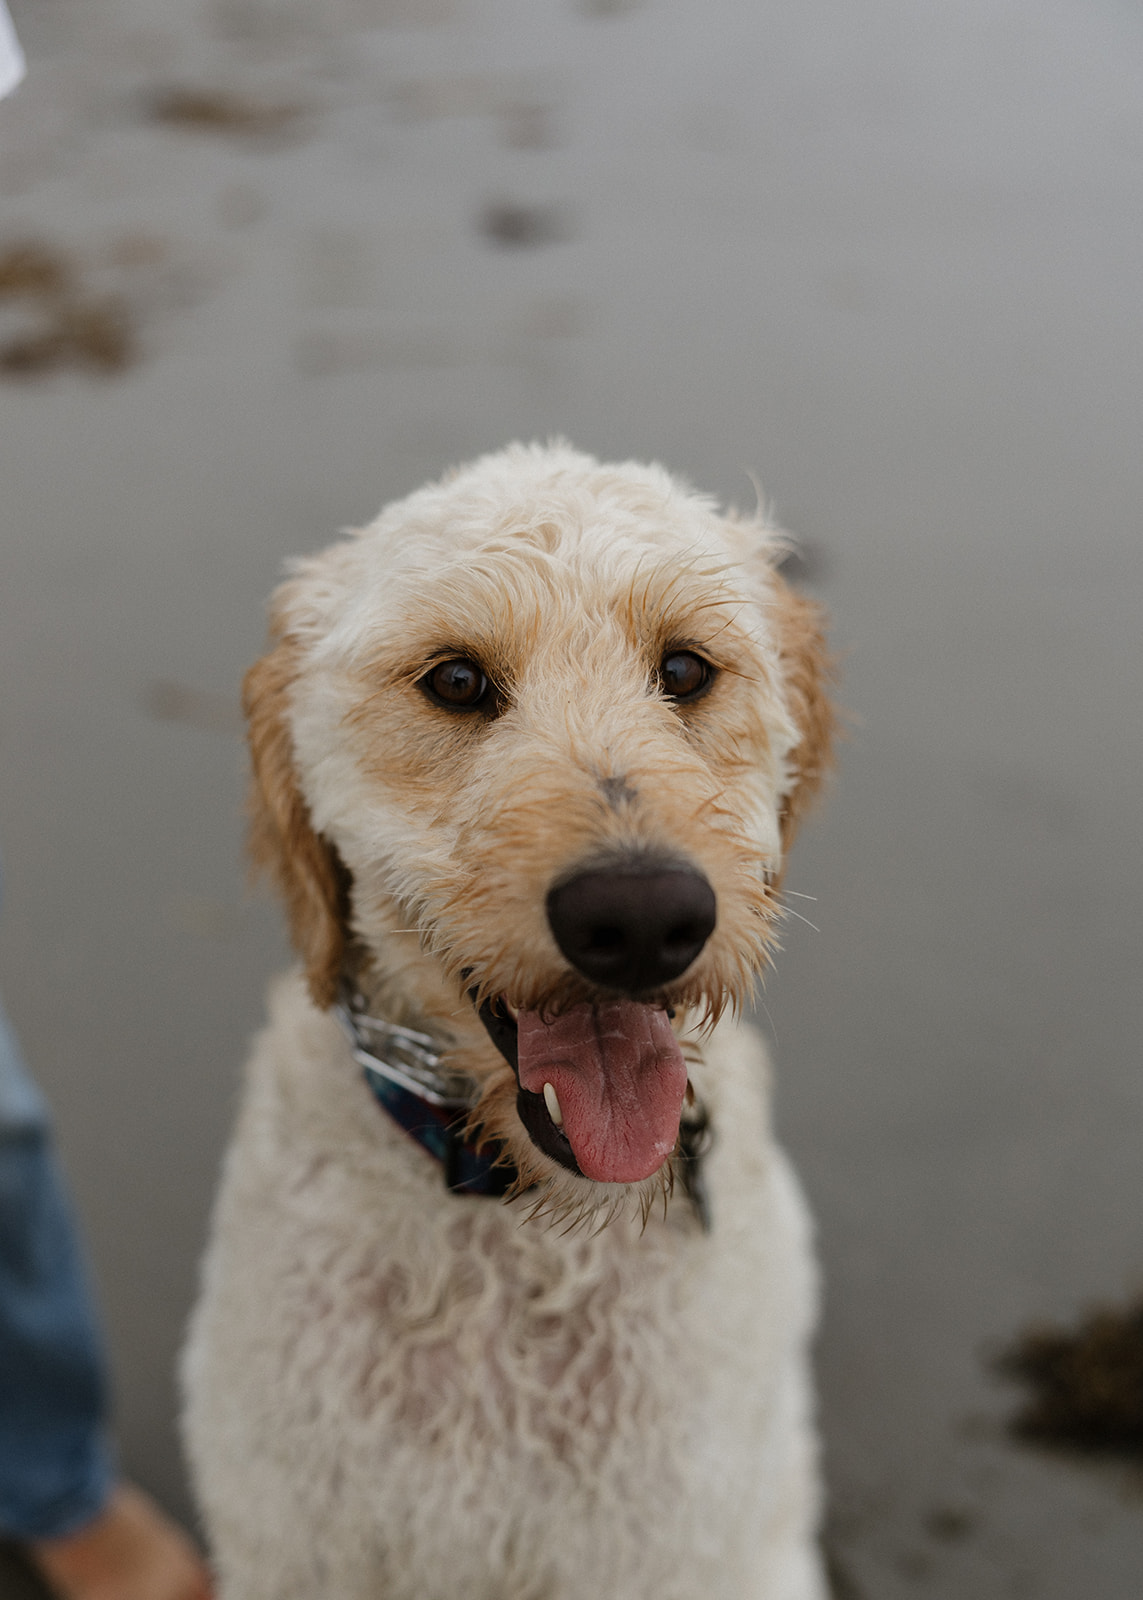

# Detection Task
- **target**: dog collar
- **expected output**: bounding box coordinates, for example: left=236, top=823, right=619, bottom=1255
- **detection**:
left=334, top=986, right=518, bottom=1198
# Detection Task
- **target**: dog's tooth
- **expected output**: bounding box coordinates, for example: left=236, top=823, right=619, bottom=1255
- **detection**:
left=543, top=1082, right=564, bottom=1127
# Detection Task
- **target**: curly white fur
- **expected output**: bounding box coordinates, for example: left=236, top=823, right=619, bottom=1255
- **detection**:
left=182, top=444, right=833, bottom=1599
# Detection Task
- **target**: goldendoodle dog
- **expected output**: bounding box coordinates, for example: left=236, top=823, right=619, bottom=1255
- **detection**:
left=183, top=443, right=834, bottom=1600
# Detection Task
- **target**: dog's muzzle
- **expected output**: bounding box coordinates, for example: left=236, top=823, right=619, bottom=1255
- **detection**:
left=474, top=857, right=716, bottom=1186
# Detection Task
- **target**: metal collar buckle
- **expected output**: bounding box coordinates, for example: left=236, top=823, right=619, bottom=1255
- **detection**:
left=333, top=983, right=479, bottom=1110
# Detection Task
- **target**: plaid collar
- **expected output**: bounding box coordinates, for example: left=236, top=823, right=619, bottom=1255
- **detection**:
left=334, top=986, right=518, bottom=1198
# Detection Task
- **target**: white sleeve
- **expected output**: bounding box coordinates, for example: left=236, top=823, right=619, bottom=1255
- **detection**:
left=0, top=1, right=26, bottom=100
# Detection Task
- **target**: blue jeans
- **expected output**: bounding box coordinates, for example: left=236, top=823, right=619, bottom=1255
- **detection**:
left=0, top=996, right=114, bottom=1538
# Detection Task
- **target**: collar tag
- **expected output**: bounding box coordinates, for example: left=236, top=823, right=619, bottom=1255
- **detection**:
left=334, top=985, right=479, bottom=1109
left=334, top=983, right=517, bottom=1198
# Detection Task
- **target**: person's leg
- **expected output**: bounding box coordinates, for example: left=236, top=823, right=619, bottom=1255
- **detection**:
left=0, top=1002, right=114, bottom=1543
left=0, top=1001, right=214, bottom=1600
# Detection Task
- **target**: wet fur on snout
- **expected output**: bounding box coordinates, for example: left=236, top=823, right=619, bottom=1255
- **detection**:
left=184, top=443, right=835, bottom=1600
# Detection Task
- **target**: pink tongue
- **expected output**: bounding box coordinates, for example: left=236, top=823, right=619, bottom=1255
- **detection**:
left=516, top=1001, right=688, bottom=1183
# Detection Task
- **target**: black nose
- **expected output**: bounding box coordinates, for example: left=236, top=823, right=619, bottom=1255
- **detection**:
left=546, top=862, right=717, bottom=994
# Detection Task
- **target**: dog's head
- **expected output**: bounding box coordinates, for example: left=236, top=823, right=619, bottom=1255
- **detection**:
left=244, top=444, right=833, bottom=1209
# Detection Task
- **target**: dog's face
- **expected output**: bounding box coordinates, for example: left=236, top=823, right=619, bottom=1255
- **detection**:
left=245, top=445, right=832, bottom=1206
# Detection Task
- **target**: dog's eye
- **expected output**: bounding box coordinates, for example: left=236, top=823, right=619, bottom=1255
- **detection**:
left=660, top=651, right=713, bottom=701
left=421, top=658, right=490, bottom=710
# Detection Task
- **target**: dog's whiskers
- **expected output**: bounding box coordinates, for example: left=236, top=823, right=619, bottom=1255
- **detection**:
left=772, top=900, right=821, bottom=934
left=753, top=994, right=780, bottom=1047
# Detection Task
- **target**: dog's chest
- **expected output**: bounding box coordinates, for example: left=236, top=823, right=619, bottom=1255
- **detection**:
left=185, top=991, right=816, bottom=1598
left=266, top=1165, right=720, bottom=1475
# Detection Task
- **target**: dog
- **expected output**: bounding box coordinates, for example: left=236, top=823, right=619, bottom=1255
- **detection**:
left=182, top=443, right=834, bottom=1600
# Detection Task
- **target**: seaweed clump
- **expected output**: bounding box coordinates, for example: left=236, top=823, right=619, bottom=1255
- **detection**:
left=0, top=241, right=134, bottom=377
left=998, top=1294, right=1143, bottom=1456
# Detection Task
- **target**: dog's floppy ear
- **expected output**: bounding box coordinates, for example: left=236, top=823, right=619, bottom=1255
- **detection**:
left=767, top=566, right=835, bottom=854
left=243, top=618, right=351, bottom=1009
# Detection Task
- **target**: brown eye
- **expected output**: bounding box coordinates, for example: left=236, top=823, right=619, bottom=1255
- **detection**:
left=422, top=658, right=490, bottom=710
left=660, top=651, right=713, bottom=701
